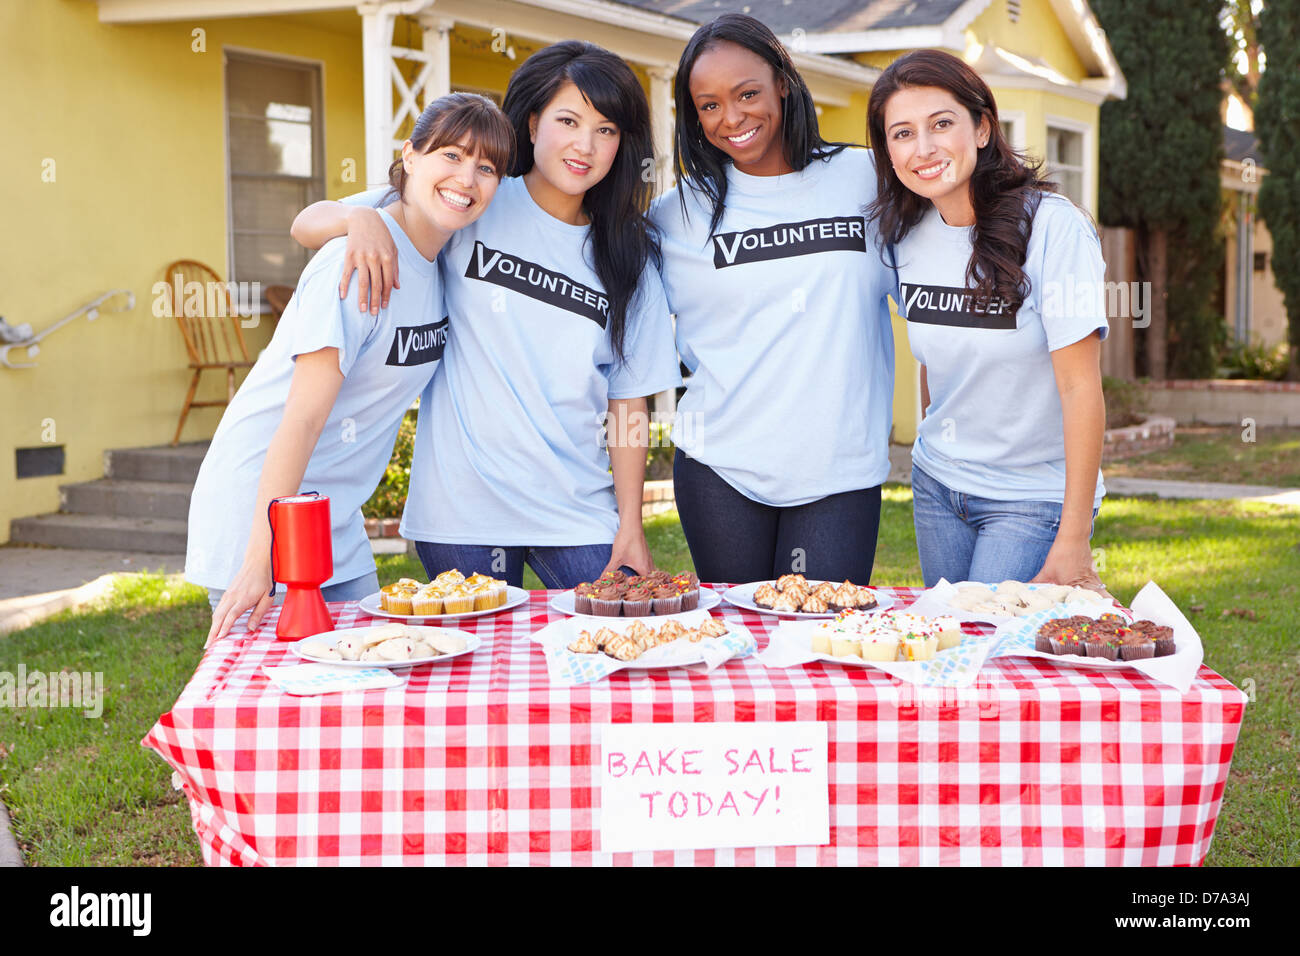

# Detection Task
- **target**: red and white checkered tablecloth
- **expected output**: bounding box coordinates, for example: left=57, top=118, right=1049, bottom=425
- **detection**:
left=142, top=586, right=1247, bottom=866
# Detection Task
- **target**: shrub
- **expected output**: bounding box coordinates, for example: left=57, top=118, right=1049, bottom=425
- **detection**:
left=362, top=408, right=416, bottom=519
left=1217, top=339, right=1291, bottom=381
left=1103, top=375, right=1149, bottom=430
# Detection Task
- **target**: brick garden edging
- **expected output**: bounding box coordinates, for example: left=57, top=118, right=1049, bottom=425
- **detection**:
left=363, top=479, right=679, bottom=538
left=1103, top=414, right=1176, bottom=462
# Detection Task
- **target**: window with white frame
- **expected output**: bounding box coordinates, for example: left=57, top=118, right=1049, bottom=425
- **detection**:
left=225, top=50, right=325, bottom=287
left=1045, top=122, right=1086, bottom=206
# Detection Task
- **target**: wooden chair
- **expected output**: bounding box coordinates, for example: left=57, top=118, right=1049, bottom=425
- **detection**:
left=265, top=284, right=295, bottom=322
left=162, top=259, right=255, bottom=445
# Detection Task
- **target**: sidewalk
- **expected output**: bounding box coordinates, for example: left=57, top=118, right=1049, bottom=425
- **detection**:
left=885, top=443, right=1300, bottom=505
left=0, top=538, right=410, bottom=637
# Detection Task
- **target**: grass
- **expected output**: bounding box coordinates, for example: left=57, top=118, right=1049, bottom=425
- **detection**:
left=0, top=496, right=1295, bottom=866
left=1105, top=425, right=1300, bottom=488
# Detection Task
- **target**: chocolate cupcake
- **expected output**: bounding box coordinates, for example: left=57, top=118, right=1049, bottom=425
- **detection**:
left=621, top=582, right=654, bottom=617
left=1035, top=619, right=1065, bottom=654
left=674, top=572, right=700, bottom=611
left=1118, top=630, right=1155, bottom=661
left=1084, top=629, right=1120, bottom=660
left=652, top=582, right=682, bottom=616
left=590, top=582, right=624, bottom=617
left=574, top=581, right=597, bottom=615
left=1150, top=624, right=1176, bottom=657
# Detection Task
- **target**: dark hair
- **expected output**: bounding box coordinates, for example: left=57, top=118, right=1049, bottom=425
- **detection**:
left=674, top=13, right=849, bottom=235
left=865, top=49, right=1058, bottom=312
left=387, top=92, right=515, bottom=201
left=502, top=41, right=658, bottom=364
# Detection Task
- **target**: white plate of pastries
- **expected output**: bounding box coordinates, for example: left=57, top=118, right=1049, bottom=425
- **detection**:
left=361, top=570, right=527, bottom=621
left=809, top=609, right=963, bottom=664
left=293, top=623, right=479, bottom=668
left=564, top=616, right=735, bottom=667
left=939, top=580, right=1114, bottom=624
left=724, top=574, right=895, bottom=619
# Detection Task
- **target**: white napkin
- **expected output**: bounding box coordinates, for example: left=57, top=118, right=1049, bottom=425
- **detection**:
left=261, top=662, right=406, bottom=696
left=989, top=581, right=1205, bottom=693
left=755, top=617, right=1000, bottom=688
left=531, top=611, right=756, bottom=685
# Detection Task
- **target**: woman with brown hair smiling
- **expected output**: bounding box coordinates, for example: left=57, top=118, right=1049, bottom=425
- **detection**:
left=865, top=49, right=1107, bottom=590
left=652, top=13, right=896, bottom=585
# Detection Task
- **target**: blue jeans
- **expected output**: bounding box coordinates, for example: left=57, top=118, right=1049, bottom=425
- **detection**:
left=673, top=450, right=881, bottom=583
left=206, top=570, right=380, bottom=611
left=911, top=463, right=1095, bottom=587
left=413, top=541, right=620, bottom=589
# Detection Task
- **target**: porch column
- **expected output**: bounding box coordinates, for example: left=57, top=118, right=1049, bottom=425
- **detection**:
left=646, top=67, right=679, bottom=425
left=648, top=66, right=676, bottom=196
left=359, top=3, right=397, bottom=187
left=420, top=16, right=454, bottom=105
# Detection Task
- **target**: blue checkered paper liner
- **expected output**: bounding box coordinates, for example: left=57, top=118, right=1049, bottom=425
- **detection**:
left=539, top=623, right=757, bottom=685
left=758, top=620, right=1000, bottom=688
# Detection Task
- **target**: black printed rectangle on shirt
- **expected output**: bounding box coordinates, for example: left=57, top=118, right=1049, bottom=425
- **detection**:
left=711, top=216, right=867, bottom=269
left=386, top=316, right=448, bottom=366
left=464, top=240, right=609, bottom=328
left=898, top=282, right=1017, bottom=330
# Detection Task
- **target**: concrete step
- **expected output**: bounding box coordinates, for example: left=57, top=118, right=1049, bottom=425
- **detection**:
left=9, top=514, right=188, bottom=554
left=104, top=442, right=209, bottom=484
left=60, top=479, right=192, bottom=521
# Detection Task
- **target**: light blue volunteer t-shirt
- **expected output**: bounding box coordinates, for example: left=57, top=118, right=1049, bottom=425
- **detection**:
left=351, top=175, right=682, bottom=545
left=896, top=192, right=1108, bottom=506
left=651, top=147, right=896, bottom=507
left=185, top=206, right=445, bottom=589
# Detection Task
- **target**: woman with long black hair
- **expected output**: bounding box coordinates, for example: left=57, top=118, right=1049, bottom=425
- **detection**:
left=292, top=42, right=681, bottom=588
left=865, top=49, right=1107, bottom=588
left=652, top=13, right=896, bottom=584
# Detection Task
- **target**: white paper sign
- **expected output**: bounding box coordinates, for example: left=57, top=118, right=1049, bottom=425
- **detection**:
left=599, top=721, right=829, bottom=853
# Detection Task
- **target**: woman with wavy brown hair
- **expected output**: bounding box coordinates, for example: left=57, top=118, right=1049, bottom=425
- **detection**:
left=865, top=49, right=1107, bottom=590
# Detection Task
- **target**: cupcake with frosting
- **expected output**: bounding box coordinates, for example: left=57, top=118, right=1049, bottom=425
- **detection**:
left=652, top=582, right=682, bottom=616
left=674, top=572, right=700, bottom=611
left=621, top=581, right=654, bottom=617
left=590, top=581, right=625, bottom=617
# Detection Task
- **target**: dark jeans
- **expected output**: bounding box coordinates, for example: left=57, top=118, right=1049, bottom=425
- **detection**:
left=672, top=450, right=882, bottom=584
left=413, top=541, right=625, bottom=589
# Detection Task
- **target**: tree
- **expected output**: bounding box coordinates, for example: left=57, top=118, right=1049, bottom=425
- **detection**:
left=1092, top=0, right=1228, bottom=379
left=1255, top=0, right=1300, bottom=380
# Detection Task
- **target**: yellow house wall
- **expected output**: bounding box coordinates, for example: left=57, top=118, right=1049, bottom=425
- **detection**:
left=0, top=1, right=365, bottom=542
left=969, top=0, right=1088, bottom=82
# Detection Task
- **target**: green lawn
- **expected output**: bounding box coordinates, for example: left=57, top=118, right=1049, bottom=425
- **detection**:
left=1105, top=425, right=1300, bottom=488
left=0, top=492, right=1295, bottom=866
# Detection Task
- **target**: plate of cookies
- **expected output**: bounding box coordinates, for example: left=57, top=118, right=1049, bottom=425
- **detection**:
left=361, top=569, right=527, bottom=621
left=564, top=615, right=737, bottom=668
left=293, top=623, right=479, bottom=668
left=723, top=574, right=894, bottom=619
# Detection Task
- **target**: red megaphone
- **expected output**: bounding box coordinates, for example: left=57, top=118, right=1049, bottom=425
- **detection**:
left=268, top=492, right=334, bottom=641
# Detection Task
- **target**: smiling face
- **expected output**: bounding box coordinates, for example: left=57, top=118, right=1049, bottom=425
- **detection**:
left=401, top=137, right=501, bottom=232
left=883, top=85, right=990, bottom=225
left=528, top=80, right=622, bottom=198
left=688, top=40, right=791, bottom=177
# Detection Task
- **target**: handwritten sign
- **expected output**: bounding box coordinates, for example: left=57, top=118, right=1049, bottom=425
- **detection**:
left=599, top=721, right=829, bottom=853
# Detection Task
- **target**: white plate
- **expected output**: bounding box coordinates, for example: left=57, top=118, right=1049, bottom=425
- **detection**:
left=358, top=585, right=528, bottom=622
left=722, top=581, right=896, bottom=619
left=292, top=625, right=480, bottom=668
left=549, top=586, right=720, bottom=620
